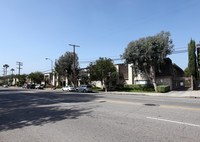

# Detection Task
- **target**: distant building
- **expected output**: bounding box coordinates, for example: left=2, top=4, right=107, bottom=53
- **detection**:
left=46, top=58, right=185, bottom=90
left=42, top=72, right=59, bottom=86
left=91, top=58, right=185, bottom=90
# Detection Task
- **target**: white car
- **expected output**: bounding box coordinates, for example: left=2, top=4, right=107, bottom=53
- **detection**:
left=62, top=86, right=75, bottom=92
left=76, top=85, right=92, bottom=93
left=2, top=85, right=8, bottom=88
left=35, top=84, right=44, bottom=89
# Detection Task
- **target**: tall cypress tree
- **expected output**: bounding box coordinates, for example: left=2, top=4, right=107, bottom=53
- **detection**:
left=188, top=39, right=197, bottom=78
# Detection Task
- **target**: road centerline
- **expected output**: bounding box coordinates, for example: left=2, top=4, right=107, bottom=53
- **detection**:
left=97, top=99, right=200, bottom=111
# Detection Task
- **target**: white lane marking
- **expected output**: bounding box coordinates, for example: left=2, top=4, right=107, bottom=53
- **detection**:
left=147, top=117, right=200, bottom=128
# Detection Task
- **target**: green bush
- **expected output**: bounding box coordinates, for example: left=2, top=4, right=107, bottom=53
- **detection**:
left=185, top=80, right=190, bottom=87
left=124, top=84, right=141, bottom=90
left=120, top=84, right=154, bottom=92
left=115, top=84, right=124, bottom=90
left=56, top=86, right=62, bottom=89
left=92, top=87, right=102, bottom=91
left=0, top=82, right=4, bottom=86
left=157, top=85, right=170, bottom=93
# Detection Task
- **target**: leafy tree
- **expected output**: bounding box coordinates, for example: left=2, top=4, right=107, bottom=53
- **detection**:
left=17, top=74, right=27, bottom=86
left=55, top=51, right=79, bottom=87
left=123, top=31, right=173, bottom=92
left=188, top=39, right=197, bottom=90
left=28, top=72, right=44, bottom=84
left=184, top=67, right=190, bottom=77
left=188, top=39, right=197, bottom=77
left=78, top=70, right=89, bottom=85
left=10, top=68, right=15, bottom=83
left=88, top=57, right=117, bottom=92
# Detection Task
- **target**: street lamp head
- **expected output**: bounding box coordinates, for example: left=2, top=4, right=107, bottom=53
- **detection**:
left=69, top=44, right=80, bottom=47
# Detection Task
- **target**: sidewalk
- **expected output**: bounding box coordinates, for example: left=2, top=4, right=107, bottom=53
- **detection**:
left=102, top=90, right=200, bottom=98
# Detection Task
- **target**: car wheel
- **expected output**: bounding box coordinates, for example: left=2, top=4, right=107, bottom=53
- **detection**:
left=83, top=89, right=86, bottom=93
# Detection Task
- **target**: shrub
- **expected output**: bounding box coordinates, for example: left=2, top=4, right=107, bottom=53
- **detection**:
left=123, top=84, right=154, bottom=91
left=185, top=80, right=191, bottom=87
left=158, top=85, right=170, bottom=93
left=46, top=85, right=55, bottom=88
left=92, top=87, right=102, bottom=91
left=115, top=84, right=124, bottom=90
left=56, top=86, right=62, bottom=89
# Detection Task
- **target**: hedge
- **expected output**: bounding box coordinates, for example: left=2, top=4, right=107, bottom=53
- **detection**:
left=123, top=84, right=154, bottom=91
left=157, top=85, right=170, bottom=93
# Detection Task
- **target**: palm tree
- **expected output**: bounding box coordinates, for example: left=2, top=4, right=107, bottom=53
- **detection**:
left=3, top=64, right=9, bottom=84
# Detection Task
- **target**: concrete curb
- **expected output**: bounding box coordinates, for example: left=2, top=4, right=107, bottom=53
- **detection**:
left=101, top=90, right=200, bottom=98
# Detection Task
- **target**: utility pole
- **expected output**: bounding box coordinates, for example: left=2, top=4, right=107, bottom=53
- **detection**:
left=69, top=44, right=80, bottom=87
left=16, top=62, right=23, bottom=75
left=16, top=62, right=23, bottom=86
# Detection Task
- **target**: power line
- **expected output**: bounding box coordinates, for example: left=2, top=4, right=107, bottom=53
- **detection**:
left=171, top=50, right=188, bottom=54
left=42, top=69, right=52, bottom=73
left=79, top=49, right=188, bottom=64
left=173, top=47, right=187, bottom=50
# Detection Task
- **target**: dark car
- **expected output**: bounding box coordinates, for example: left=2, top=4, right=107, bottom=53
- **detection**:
left=27, top=84, right=35, bottom=89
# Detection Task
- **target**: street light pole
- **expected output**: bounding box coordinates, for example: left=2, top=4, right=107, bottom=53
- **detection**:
left=45, top=58, right=54, bottom=86
left=69, top=44, right=80, bottom=87
left=45, top=58, right=53, bottom=72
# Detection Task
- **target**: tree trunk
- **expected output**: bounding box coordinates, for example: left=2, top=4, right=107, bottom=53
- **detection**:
left=150, top=66, right=158, bottom=92
left=152, top=78, right=158, bottom=92
left=105, top=85, right=107, bottom=92
left=102, top=80, right=107, bottom=92
left=191, top=75, right=194, bottom=90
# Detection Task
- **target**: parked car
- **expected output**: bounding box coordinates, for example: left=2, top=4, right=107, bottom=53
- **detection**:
left=76, top=85, right=92, bottom=93
left=22, top=84, right=27, bottom=88
left=27, top=84, right=35, bottom=89
left=35, top=84, right=44, bottom=89
left=62, top=86, right=75, bottom=92
left=2, top=85, right=8, bottom=88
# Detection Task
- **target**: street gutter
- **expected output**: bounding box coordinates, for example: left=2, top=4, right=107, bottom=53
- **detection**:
left=100, top=90, right=200, bottom=98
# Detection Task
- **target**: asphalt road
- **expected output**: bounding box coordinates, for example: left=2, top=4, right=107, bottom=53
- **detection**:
left=0, top=87, right=200, bottom=142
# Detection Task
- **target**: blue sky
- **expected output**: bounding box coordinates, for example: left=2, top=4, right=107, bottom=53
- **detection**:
left=0, top=0, right=200, bottom=75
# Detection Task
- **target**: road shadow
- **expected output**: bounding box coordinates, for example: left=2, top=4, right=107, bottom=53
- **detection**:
left=0, top=89, right=103, bottom=132
left=0, top=88, right=31, bottom=92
